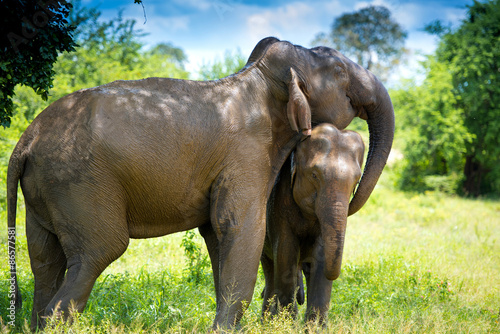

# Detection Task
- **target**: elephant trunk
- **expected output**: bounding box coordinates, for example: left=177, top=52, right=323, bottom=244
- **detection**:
left=318, top=198, right=349, bottom=281
left=348, top=70, right=395, bottom=216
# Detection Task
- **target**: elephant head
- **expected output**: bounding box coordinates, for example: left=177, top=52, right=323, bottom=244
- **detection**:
left=291, top=124, right=365, bottom=280
left=246, top=37, right=394, bottom=216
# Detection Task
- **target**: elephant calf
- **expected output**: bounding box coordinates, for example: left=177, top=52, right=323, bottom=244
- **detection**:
left=261, top=123, right=365, bottom=323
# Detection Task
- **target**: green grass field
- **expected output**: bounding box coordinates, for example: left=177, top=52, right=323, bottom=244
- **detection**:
left=1, top=168, right=499, bottom=333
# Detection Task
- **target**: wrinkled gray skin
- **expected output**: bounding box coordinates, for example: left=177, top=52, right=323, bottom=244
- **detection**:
left=261, top=123, right=365, bottom=323
left=7, top=37, right=394, bottom=330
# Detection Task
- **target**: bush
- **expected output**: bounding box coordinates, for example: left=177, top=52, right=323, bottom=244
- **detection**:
left=181, top=230, right=211, bottom=284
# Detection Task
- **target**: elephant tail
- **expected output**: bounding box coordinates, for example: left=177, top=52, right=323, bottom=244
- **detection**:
left=6, top=135, right=31, bottom=311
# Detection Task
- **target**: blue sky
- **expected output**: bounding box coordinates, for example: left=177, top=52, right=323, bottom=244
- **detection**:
left=81, top=0, right=473, bottom=80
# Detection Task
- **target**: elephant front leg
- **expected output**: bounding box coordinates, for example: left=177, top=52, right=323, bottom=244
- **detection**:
left=304, top=242, right=333, bottom=325
left=260, top=251, right=275, bottom=317
left=272, top=235, right=301, bottom=318
left=209, top=182, right=267, bottom=329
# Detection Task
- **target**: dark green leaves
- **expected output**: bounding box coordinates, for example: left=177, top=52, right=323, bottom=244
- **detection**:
left=436, top=0, right=500, bottom=195
left=0, top=0, right=76, bottom=128
left=393, top=58, right=472, bottom=194
left=394, top=0, right=500, bottom=196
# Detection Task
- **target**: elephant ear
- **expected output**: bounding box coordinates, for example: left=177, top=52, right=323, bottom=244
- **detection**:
left=287, top=68, right=312, bottom=136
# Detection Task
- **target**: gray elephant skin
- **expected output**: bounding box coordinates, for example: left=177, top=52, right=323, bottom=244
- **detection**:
left=7, top=37, right=394, bottom=330
left=261, top=123, right=365, bottom=323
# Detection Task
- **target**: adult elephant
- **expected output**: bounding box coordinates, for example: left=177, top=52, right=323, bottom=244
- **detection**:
left=7, top=37, right=394, bottom=330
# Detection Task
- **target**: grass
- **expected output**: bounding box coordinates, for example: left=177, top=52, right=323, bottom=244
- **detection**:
left=1, top=168, right=499, bottom=333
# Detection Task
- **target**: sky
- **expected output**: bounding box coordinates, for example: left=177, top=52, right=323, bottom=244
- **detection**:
left=81, top=0, right=474, bottom=81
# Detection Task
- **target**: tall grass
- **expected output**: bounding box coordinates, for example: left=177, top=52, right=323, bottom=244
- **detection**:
left=1, top=168, right=499, bottom=333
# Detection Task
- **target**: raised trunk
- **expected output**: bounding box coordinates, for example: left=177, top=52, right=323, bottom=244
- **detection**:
left=318, top=200, right=348, bottom=281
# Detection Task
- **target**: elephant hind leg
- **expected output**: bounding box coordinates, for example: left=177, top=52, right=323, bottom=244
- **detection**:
left=41, top=233, right=129, bottom=328
left=39, top=196, right=130, bottom=329
left=27, top=209, right=67, bottom=330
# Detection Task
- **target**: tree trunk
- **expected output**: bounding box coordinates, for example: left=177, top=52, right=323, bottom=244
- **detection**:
left=463, top=155, right=483, bottom=196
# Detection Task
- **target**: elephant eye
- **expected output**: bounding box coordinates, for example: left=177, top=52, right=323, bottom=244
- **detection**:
left=311, top=171, right=318, bottom=180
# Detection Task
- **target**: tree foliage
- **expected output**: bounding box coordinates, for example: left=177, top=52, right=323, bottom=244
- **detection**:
left=0, top=0, right=148, bottom=128
left=395, top=0, right=500, bottom=196
left=149, top=43, right=188, bottom=68
left=434, top=0, right=500, bottom=196
left=393, top=58, right=473, bottom=193
left=313, top=5, right=407, bottom=81
left=198, top=49, right=246, bottom=80
left=0, top=0, right=76, bottom=128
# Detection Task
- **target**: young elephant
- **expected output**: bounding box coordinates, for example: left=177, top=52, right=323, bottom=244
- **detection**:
left=261, top=123, right=365, bottom=323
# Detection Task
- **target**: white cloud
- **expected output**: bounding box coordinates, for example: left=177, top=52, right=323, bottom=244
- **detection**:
left=388, top=1, right=466, bottom=31
left=161, top=16, right=191, bottom=32
left=112, top=4, right=192, bottom=48
left=406, top=30, right=439, bottom=55
left=444, top=6, right=467, bottom=26
left=210, top=0, right=238, bottom=20
left=245, top=2, right=333, bottom=46
left=392, top=3, right=428, bottom=30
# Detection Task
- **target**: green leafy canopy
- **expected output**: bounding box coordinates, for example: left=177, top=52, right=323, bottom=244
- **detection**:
left=394, top=0, right=500, bottom=196
left=436, top=0, right=500, bottom=195
left=0, top=0, right=76, bottom=128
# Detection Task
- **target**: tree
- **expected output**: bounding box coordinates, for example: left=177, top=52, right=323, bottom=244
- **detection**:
left=198, top=49, right=246, bottom=80
left=395, top=0, right=500, bottom=196
left=433, top=0, right=500, bottom=196
left=0, top=0, right=76, bottom=128
left=0, top=0, right=147, bottom=128
left=313, top=5, right=407, bottom=81
left=149, top=43, right=188, bottom=68
left=51, top=3, right=145, bottom=95
left=393, top=57, right=473, bottom=193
